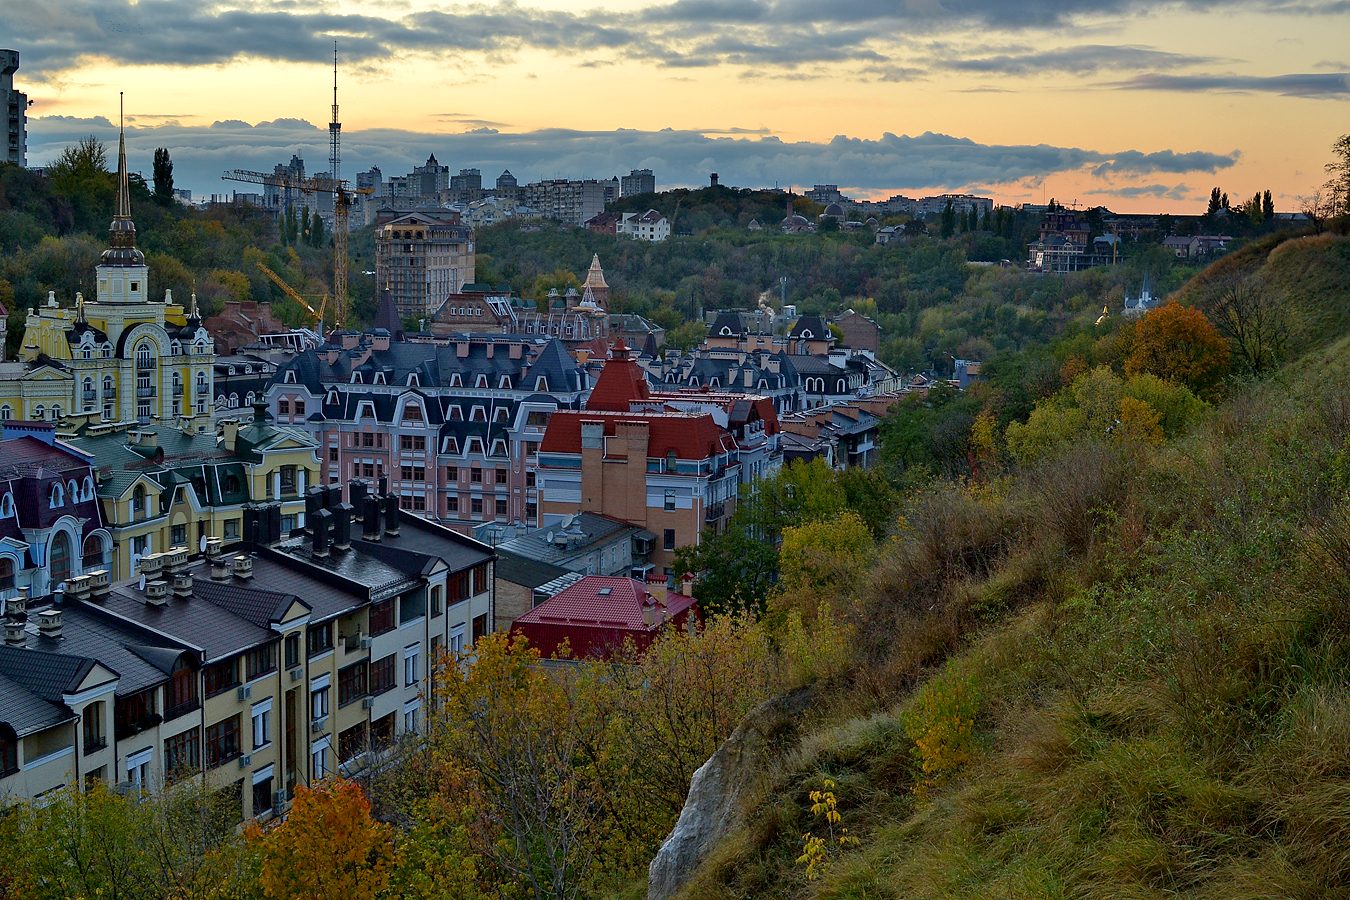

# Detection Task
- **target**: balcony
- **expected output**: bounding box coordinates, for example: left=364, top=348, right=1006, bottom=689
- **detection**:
left=82, top=390, right=98, bottom=402
left=103, top=387, right=117, bottom=399
left=705, top=502, right=727, bottom=523
left=136, top=386, right=156, bottom=399
left=114, top=712, right=162, bottom=741
left=163, top=698, right=200, bottom=722
left=83, top=738, right=108, bottom=756
left=172, top=384, right=183, bottom=397
left=135, top=358, right=156, bottom=371
left=195, top=382, right=210, bottom=395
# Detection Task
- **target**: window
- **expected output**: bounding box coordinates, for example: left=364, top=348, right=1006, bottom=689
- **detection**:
left=445, top=465, right=458, bottom=481
left=279, top=466, right=297, bottom=495
left=49, top=482, right=63, bottom=508
left=49, top=533, right=72, bottom=583
left=294, top=400, right=305, bottom=417
left=526, top=470, right=536, bottom=489
left=224, top=519, right=240, bottom=540
left=252, top=772, right=274, bottom=817
left=245, top=644, right=275, bottom=681
left=0, top=557, right=14, bottom=591
left=470, top=498, right=483, bottom=516
left=399, top=435, right=426, bottom=452
left=338, top=661, right=368, bottom=707
left=0, top=733, right=16, bottom=776
left=206, top=715, right=242, bottom=768
left=470, top=467, right=482, bottom=484
left=164, top=730, right=200, bottom=782
left=446, top=495, right=459, bottom=513
left=278, top=399, right=290, bottom=415
left=450, top=626, right=466, bottom=655
left=339, top=722, right=368, bottom=764
left=329, top=447, right=339, bottom=462
left=311, top=686, right=330, bottom=721
left=369, top=599, right=395, bottom=636
left=133, top=484, right=147, bottom=519
left=171, top=523, right=187, bottom=546
left=370, top=655, right=396, bottom=695
left=403, top=646, right=419, bottom=687
left=251, top=700, right=272, bottom=749
left=307, top=623, right=333, bottom=658
left=472, top=613, right=489, bottom=643
left=165, top=665, right=199, bottom=719
left=204, top=659, right=240, bottom=697
left=82, top=700, right=106, bottom=753
left=495, top=468, right=507, bottom=485
left=284, top=633, right=301, bottom=670
left=664, top=489, right=676, bottom=511
left=400, top=464, right=426, bottom=482
left=430, top=586, right=443, bottom=618
left=495, top=498, right=507, bottom=518
left=312, top=743, right=329, bottom=781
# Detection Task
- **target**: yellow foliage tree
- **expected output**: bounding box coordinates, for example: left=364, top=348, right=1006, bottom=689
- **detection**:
left=250, top=778, right=394, bottom=900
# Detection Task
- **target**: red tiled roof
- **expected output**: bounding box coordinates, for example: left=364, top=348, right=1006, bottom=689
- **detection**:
left=539, top=410, right=736, bottom=460
left=585, top=342, right=650, bottom=411
left=516, top=576, right=697, bottom=630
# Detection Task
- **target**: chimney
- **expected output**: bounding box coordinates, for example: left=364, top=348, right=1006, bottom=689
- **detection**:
left=8, top=587, right=29, bottom=617
left=362, top=495, right=382, bottom=541
left=4, top=619, right=25, bottom=646
left=305, top=487, right=325, bottom=533
left=65, top=574, right=92, bottom=601
left=377, top=474, right=389, bottom=496
left=221, top=420, right=239, bottom=452
left=349, top=482, right=368, bottom=519
left=144, top=581, right=170, bottom=607
left=172, top=572, right=193, bottom=598
left=311, top=508, right=333, bottom=557
left=204, top=536, right=223, bottom=558
left=138, top=552, right=164, bottom=579
left=209, top=556, right=231, bottom=582
left=323, top=484, right=342, bottom=511
left=382, top=494, right=400, bottom=537
left=37, top=608, right=63, bottom=637
left=680, top=572, right=695, bottom=597
left=268, top=502, right=283, bottom=543
left=232, top=555, right=254, bottom=579
left=332, top=503, right=354, bottom=550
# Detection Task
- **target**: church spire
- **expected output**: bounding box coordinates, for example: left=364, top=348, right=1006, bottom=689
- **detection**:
left=101, top=92, right=145, bottom=270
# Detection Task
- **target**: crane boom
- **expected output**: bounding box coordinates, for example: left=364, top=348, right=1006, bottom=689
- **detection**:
left=222, top=169, right=371, bottom=330
left=255, top=262, right=328, bottom=330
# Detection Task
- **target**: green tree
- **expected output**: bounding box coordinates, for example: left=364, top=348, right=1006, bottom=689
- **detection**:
left=940, top=199, right=956, bottom=238
left=1207, top=187, right=1223, bottom=217
left=152, top=147, right=174, bottom=206
left=1262, top=189, right=1275, bottom=221
left=1324, top=133, right=1350, bottom=217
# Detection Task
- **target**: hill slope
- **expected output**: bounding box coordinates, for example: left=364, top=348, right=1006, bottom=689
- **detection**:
left=673, top=236, right=1350, bottom=898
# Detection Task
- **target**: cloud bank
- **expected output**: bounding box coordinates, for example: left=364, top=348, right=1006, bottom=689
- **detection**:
left=26, top=116, right=1239, bottom=203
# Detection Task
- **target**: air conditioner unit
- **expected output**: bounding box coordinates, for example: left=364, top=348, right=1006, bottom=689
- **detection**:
left=289, top=668, right=303, bottom=682
left=273, top=789, right=287, bottom=808
left=238, top=754, right=252, bottom=769
left=361, top=697, right=374, bottom=710
left=359, top=637, right=372, bottom=650
left=310, top=717, right=327, bottom=735
left=237, top=685, right=252, bottom=701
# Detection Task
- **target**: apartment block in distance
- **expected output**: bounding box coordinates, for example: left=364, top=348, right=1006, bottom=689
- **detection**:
left=1, top=49, right=26, bottom=166
left=374, top=211, right=476, bottom=321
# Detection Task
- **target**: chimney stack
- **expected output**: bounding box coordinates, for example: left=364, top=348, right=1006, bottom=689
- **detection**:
left=305, top=487, right=325, bottom=533
left=332, top=503, right=354, bottom=550
left=36, top=608, right=63, bottom=638
left=362, top=495, right=382, bottom=541
left=210, top=556, right=231, bottom=582
left=4, top=619, right=25, bottom=646
left=311, top=508, right=333, bottom=557
left=350, top=482, right=368, bottom=520
left=382, top=493, right=400, bottom=537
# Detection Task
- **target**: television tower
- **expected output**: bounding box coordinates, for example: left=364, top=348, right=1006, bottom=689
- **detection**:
left=328, top=41, right=341, bottom=186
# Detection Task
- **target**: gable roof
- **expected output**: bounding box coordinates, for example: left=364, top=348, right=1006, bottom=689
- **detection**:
left=515, top=576, right=696, bottom=631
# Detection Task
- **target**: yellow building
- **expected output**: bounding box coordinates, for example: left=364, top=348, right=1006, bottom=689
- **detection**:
left=63, top=409, right=321, bottom=580
left=1, top=118, right=214, bottom=428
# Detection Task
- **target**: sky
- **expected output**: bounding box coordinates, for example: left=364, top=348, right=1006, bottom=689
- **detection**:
left=4, top=0, right=1348, bottom=213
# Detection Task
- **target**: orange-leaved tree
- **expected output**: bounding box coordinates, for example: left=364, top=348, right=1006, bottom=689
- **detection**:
left=1125, top=302, right=1230, bottom=394
left=250, top=778, right=395, bottom=900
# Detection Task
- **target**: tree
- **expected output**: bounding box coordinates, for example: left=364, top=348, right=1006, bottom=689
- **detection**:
left=1202, top=273, right=1289, bottom=375
left=310, top=212, right=326, bottom=247
left=1125, top=302, right=1230, bottom=393
left=1262, top=189, right=1275, bottom=222
left=152, top=147, right=174, bottom=206
left=775, top=511, right=874, bottom=622
left=1207, top=187, right=1223, bottom=217
left=940, top=199, right=956, bottom=238
left=250, top=778, right=394, bottom=900
left=1324, top=133, right=1350, bottom=218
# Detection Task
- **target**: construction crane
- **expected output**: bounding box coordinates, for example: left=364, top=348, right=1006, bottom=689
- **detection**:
left=221, top=170, right=372, bottom=330
left=255, top=262, right=328, bottom=331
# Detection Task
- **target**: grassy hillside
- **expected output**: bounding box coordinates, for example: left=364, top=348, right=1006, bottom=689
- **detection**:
left=674, top=235, right=1350, bottom=898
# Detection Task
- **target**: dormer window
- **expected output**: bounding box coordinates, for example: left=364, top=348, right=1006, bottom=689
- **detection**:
left=50, top=482, right=64, bottom=508
left=499, top=375, right=511, bottom=389
left=535, top=377, right=548, bottom=391
left=351, top=372, right=362, bottom=384
left=494, top=407, right=510, bottom=422
left=408, top=373, right=420, bottom=387
left=374, top=372, right=386, bottom=385
left=471, top=406, right=486, bottom=422
left=83, top=476, right=96, bottom=501
left=475, top=374, right=488, bottom=388
left=449, top=374, right=462, bottom=387
left=0, top=493, right=13, bottom=517
left=283, top=370, right=297, bottom=384
left=326, top=389, right=339, bottom=405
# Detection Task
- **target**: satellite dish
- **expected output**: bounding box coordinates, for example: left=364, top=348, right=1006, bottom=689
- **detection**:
left=138, top=574, right=146, bottom=591
left=546, top=531, right=554, bottom=544
left=199, top=535, right=208, bottom=553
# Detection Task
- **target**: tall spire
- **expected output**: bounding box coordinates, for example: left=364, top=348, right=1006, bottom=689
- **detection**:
left=101, top=92, right=144, bottom=270
left=115, top=92, right=130, bottom=219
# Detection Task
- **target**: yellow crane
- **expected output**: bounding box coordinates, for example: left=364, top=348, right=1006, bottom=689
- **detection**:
left=255, top=262, right=329, bottom=331
left=222, top=169, right=373, bottom=329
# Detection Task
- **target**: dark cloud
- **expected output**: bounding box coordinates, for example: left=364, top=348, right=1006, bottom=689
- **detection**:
left=948, top=45, right=1222, bottom=76
left=1107, top=183, right=1192, bottom=200
left=5, top=0, right=1343, bottom=81
left=1109, top=71, right=1350, bottom=97
left=24, top=117, right=1239, bottom=202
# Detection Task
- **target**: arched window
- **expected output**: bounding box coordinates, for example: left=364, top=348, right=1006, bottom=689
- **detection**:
left=83, top=534, right=106, bottom=569
left=136, top=344, right=155, bottom=369
left=196, top=371, right=207, bottom=392
left=50, top=404, right=62, bottom=420
left=33, top=404, right=45, bottom=420
left=83, top=476, right=95, bottom=500
left=0, top=494, right=12, bottom=517
left=103, top=375, right=114, bottom=394
left=68, top=480, right=79, bottom=501
left=0, top=405, right=10, bottom=421
left=133, top=484, right=146, bottom=519
left=50, top=532, right=73, bottom=586
left=49, top=483, right=63, bottom=508
left=0, top=557, right=14, bottom=590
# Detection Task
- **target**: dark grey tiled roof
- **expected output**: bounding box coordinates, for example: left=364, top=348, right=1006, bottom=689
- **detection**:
left=371, top=515, right=494, bottom=573
left=187, top=575, right=306, bottom=630
left=0, top=645, right=94, bottom=703
left=91, top=586, right=276, bottom=663
left=272, top=540, right=418, bottom=604
left=0, top=671, right=73, bottom=737
left=494, top=550, right=570, bottom=589
left=245, top=552, right=367, bottom=624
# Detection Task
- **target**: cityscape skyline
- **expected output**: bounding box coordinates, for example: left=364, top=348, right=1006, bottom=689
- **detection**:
left=4, top=0, right=1349, bottom=212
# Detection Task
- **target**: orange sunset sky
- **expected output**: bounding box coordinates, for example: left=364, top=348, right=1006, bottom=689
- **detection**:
left=6, top=0, right=1348, bottom=212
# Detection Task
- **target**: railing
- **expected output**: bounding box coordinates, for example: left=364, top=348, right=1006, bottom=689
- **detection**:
left=104, top=387, right=117, bottom=398
left=83, top=738, right=108, bottom=756
left=135, top=358, right=156, bottom=371
left=195, top=383, right=210, bottom=395
left=136, top=386, right=156, bottom=399
left=172, top=384, right=183, bottom=397
left=163, top=699, right=200, bottom=722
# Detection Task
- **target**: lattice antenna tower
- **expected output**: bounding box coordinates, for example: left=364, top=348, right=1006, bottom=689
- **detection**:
left=328, top=41, right=341, bottom=185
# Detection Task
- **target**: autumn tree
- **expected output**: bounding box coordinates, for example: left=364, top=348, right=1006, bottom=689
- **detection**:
left=776, top=511, right=875, bottom=621
left=251, top=778, right=394, bottom=900
left=1324, top=133, right=1350, bottom=218
left=1125, top=302, right=1230, bottom=394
